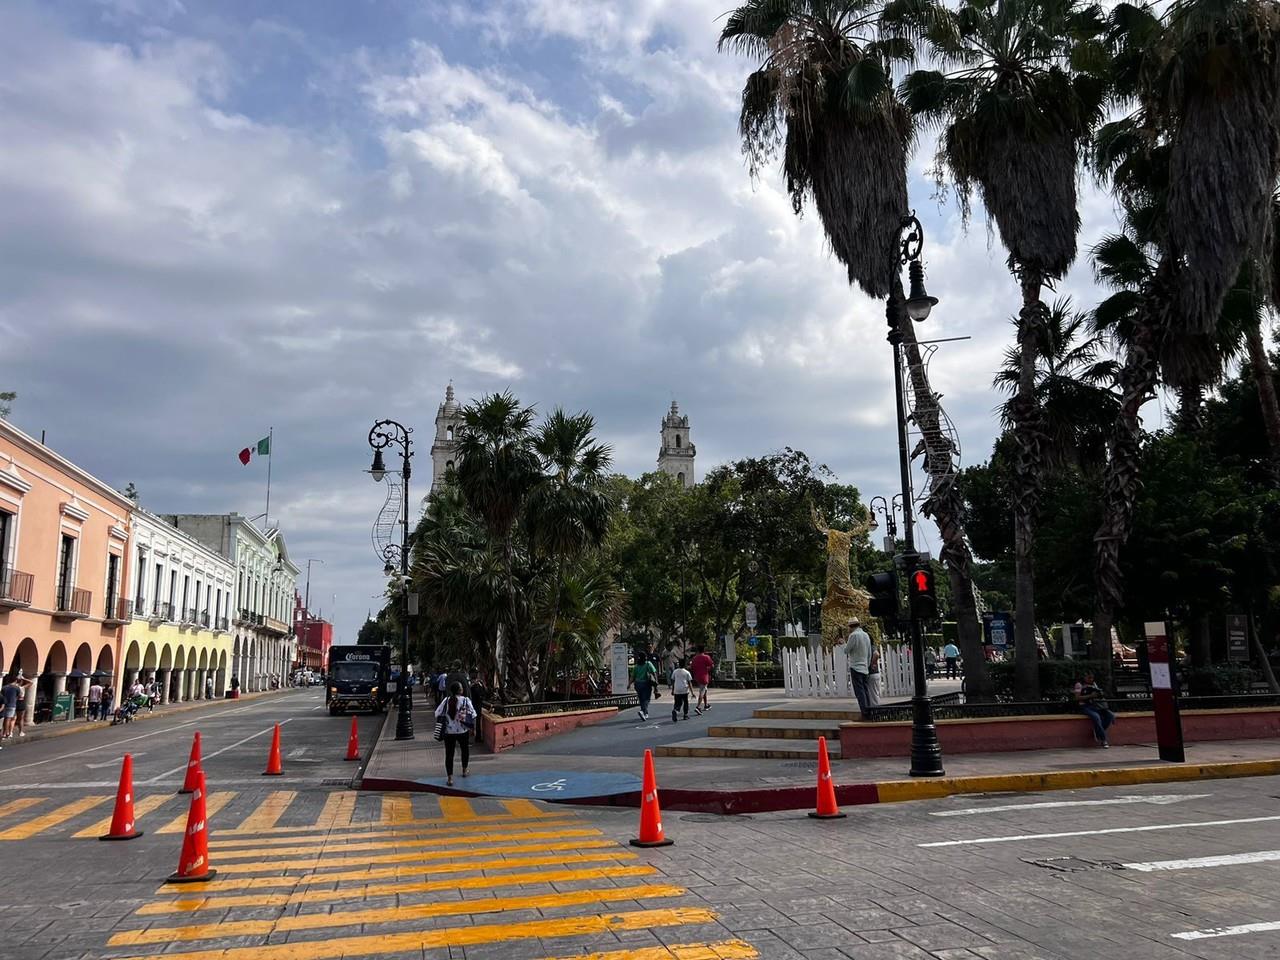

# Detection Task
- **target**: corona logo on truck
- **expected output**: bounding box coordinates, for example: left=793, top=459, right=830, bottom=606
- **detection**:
left=326, top=644, right=392, bottom=715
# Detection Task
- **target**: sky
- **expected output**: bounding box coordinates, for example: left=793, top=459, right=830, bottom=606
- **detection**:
left=0, top=0, right=1157, bottom=641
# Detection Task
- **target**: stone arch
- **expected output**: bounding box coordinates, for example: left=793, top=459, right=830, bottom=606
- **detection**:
left=14, top=637, right=38, bottom=677
left=95, top=644, right=114, bottom=676
left=677, top=471, right=685, bottom=485
left=216, top=650, right=228, bottom=696
left=197, top=648, right=209, bottom=699
left=0, top=640, right=5, bottom=676
left=72, top=642, right=93, bottom=673
left=143, top=641, right=158, bottom=671
left=123, top=639, right=141, bottom=671
left=44, top=640, right=68, bottom=676
left=159, top=643, right=174, bottom=670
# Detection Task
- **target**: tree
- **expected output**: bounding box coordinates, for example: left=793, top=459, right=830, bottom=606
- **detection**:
left=453, top=393, right=543, bottom=700
left=720, top=0, right=992, bottom=698
left=0, top=391, right=13, bottom=420
left=904, top=0, right=1105, bottom=699
left=356, top=612, right=396, bottom=647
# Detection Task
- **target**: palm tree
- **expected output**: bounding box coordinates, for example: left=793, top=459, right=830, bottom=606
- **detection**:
left=453, top=392, right=543, bottom=700
left=903, top=0, right=1104, bottom=699
left=526, top=409, right=615, bottom=698
left=720, top=0, right=994, bottom=699
left=542, top=570, right=624, bottom=699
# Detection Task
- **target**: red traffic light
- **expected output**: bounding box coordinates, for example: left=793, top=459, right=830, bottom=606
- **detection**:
left=911, top=570, right=931, bottom=593
left=909, top=568, right=937, bottom=619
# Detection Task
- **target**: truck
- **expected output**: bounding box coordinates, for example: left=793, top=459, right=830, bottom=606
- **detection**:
left=326, top=644, right=391, bottom=715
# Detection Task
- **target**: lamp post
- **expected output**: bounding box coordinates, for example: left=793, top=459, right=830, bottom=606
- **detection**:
left=887, top=214, right=945, bottom=778
left=368, top=419, right=415, bottom=741
left=301, top=558, right=324, bottom=674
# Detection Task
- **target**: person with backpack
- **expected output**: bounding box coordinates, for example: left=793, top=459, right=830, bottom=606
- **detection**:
left=629, top=653, right=657, bottom=722
left=433, top=681, right=476, bottom=786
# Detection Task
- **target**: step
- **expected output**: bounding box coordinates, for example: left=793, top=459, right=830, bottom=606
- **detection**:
left=655, top=736, right=842, bottom=760
left=753, top=703, right=861, bottom=722
left=709, top=718, right=842, bottom=740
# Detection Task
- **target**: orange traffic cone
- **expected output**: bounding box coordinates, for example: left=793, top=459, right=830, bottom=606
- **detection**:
left=167, top=771, right=216, bottom=883
left=262, top=723, right=283, bottom=776
left=179, top=731, right=203, bottom=794
left=99, top=753, right=143, bottom=841
left=345, top=716, right=360, bottom=761
left=808, top=736, right=846, bottom=820
left=629, top=749, right=674, bottom=848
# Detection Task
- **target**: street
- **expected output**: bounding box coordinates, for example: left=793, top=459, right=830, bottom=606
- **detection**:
left=0, top=690, right=1276, bottom=958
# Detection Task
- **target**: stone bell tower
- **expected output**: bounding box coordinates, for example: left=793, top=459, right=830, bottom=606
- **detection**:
left=657, top=400, right=695, bottom=489
left=430, top=383, right=463, bottom=493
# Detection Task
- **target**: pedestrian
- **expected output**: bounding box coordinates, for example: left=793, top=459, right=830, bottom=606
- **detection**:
left=11, top=672, right=33, bottom=736
left=467, top=670, right=488, bottom=745
left=690, top=645, right=714, bottom=715
left=942, top=641, right=960, bottom=678
left=446, top=660, right=470, bottom=699
left=844, top=618, right=872, bottom=720
left=434, top=681, right=475, bottom=787
left=435, top=668, right=449, bottom=707
left=1, top=673, right=23, bottom=740
left=101, top=683, right=115, bottom=722
left=867, top=646, right=882, bottom=709
left=669, top=658, right=693, bottom=723
left=205, top=675, right=214, bottom=700
left=1074, top=672, right=1115, bottom=748
left=629, top=653, right=656, bottom=722
left=230, top=675, right=240, bottom=699
left=87, top=679, right=104, bottom=721
left=925, top=647, right=938, bottom=679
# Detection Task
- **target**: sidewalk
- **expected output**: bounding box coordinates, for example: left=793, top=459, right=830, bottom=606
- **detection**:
left=0, top=687, right=295, bottom=746
left=360, top=694, right=1280, bottom=813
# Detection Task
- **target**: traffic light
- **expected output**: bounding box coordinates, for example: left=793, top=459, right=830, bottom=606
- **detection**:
left=908, top=567, right=938, bottom=620
left=863, top=571, right=898, bottom=620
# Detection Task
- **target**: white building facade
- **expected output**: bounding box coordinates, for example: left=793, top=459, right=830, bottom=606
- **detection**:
left=657, top=400, right=696, bottom=488
left=164, top=513, right=300, bottom=692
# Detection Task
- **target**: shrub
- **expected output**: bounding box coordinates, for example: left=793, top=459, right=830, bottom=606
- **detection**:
left=1182, top=664, right=1256, bottom=696
left=988, top=659, right=1114, bottom=700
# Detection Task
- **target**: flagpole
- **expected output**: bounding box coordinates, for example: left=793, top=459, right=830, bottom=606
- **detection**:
left=265, top=426, right=273, bottom=530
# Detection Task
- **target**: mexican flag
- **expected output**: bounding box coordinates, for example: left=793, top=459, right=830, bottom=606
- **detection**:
left=238, top=436, right=271, bottom=466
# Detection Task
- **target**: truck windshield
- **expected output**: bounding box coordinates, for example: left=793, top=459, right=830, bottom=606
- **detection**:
left=333, top=662, right=379, bottom=683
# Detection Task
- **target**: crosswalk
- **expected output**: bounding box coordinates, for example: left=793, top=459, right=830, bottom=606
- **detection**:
left=0, top=790, right=756, bottom=959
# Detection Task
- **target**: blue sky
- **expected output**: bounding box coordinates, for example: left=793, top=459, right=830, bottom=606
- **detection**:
left=1, top=0, right=1152, bottom=638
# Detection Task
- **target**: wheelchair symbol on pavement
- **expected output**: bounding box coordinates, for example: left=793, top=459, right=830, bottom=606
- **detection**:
left=532, top=778, right=568, bottom=792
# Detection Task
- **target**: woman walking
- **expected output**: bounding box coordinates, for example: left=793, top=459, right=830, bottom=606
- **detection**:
left=434, top=681, right=475, bottom=786
left=629, top=653, right=657, bottom=721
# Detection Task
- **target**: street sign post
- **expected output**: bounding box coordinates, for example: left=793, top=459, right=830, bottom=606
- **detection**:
left=1226, top=614, right=1248, bottom=662
left=1144, top=621, right=1185, bottom=763
left=610, top=642, right=630, bottom=696
left=744, top=602, right=757, bottom=629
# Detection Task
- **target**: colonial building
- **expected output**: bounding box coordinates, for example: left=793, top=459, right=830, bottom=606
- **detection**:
left=164, top=513, right=299, bottom=692
left=294, top=591, right=332, bottom=671
left=430, top=382, right=463, bottom=493
left=657, top=400, right=696, bottom=488
left=124, top=508, right=236, bottom=702
left=0, top=419, right=134, bottom=718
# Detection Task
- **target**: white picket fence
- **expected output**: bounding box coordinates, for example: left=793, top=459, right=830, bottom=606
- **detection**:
left=782, top=643, right=914, bottom=700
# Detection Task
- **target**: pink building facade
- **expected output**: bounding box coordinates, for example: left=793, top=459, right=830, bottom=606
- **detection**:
left=0, top=420, right=134, bottom=720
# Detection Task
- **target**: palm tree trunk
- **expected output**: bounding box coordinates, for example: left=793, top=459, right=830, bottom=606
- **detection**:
left=1175, top=382, right=1204, bottom=433
left=1245, top=323, right=1280, bottom=479
left=1250, top=611, right=1280, bottom=693
left=534, top=555, right=567, bottom=700
left=1011, top=272, right=1047, bottom=700
left=501, top=534, right=530, bottom=701
left=894, top=282, right=993, bottom=701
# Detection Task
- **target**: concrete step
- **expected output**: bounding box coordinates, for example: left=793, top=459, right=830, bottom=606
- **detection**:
left=709, top=718, right=841, bottom=740
left=753, top=703, right=861, bottom=722
left=655, top=736, right=842, bottom=760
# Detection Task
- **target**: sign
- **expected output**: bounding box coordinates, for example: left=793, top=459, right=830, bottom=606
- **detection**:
left=748, top=636, right=759, bottom=648
left=610, top=642, right=630, bottom=696
left=1226, top=614, right=1248, bottom=662
left=407, top=593, right=419, bottom=616
left=744, top=603, right=757, bottom=629
left=984, top=612, right=1013, bottom=651
left=1145, top=621, right=1185, bottom=763
left=723, top=633, right=736, bottom=664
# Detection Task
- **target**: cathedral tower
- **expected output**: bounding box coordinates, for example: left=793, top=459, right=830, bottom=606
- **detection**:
left=430, top=383, right=463, bottom=493
left=657, top=400, right=695, bottom=489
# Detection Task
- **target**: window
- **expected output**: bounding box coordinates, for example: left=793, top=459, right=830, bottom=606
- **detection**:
left=154, top=563, right=163, bottom=613
left=106, top=553, right=120, bottom=615
left=0, top=510, right=11, bottom=569
left=446, top=460, right=454, bottom=470
left=169, top=570, right=178, bottom=608
left=135, top=548, right=146, bottom=605
left=57, top=534, right=76, bottom=608
left=675, top=434, right=681, bottom=448
left=182, top=575, right=190, bottom=615
left=446, top=425, right=454, bottom=441
left=677, top=472, right=685, bottom=486
left=215, top=588, right=222, bottom=621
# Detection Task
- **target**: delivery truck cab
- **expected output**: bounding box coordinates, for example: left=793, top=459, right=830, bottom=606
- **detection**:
left=326, top=645, right=391, bottom=715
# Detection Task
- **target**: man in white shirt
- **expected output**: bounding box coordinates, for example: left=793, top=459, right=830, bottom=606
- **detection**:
left=669, top=659, right=694, bottom=723
left=87, top=681, right=104, bottom=721
left=844, top=618, right=873, bottom=720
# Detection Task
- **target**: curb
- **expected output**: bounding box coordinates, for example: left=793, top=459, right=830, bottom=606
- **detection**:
left=349, top=708, right=391, bottom=790
left=358, top=757, right=1280, bottom=815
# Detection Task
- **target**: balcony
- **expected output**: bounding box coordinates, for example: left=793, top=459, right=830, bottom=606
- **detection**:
left=150, top=601, right=174, bottom=624
left=133, top=597, right=147, bottom=618
left=53, top=587, right=92, bottom=621
left=104, top=596, right=133, bottom=625
left=0, top=565, right=34, bottom=608
left=181, top=607, right=201, bottom=628
left=215, top=615, right=230, bottom=633
left=264, top=615, right=291, bottom=637
left=200, top=610, right=211, bottom=629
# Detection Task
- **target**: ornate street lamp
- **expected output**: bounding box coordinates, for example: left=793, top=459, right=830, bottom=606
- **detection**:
left=368, top=419, right=415, bottom=741
left=886, top=214, right=945, bottom=778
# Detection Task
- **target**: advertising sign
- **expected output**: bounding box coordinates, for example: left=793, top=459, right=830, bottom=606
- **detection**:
left=984, top=612, right=1013, bottom=651
left=610, top=642, right=630, bottom=696
left=1226, top=614, right=1249, bottom=662
left=744, top=602, right=758, bottom=628
left=1145, top=621, right=1185, bottom=763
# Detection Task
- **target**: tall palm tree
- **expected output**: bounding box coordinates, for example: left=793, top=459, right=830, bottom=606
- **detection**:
left=454, top=392, right=543, bottom=700
left=903, top=0, right=1105, bottom=698
left=720, top=0, right=994, bottom=699
left=526, top=409, right=615, bottom=698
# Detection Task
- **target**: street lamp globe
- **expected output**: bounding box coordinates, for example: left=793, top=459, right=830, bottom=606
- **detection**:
left=369, top=449, right=387, bottom=482
left=905, top=260, right=938, bottom=321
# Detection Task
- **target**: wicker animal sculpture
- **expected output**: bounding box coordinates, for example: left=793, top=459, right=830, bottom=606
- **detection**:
left=811, top=506, right=872, bottom=645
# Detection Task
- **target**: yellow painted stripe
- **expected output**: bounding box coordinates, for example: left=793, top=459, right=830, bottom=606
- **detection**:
left=312, top=791, right=356, bottom=829
left=210, top=806, right=549, bottom=837
left=215, top=835, right=614, bottom=875
left=112, top=907, right=718, bottom=960
left=160, top=848, right=639, bottom=894
left=213, top=826, right=603, bottom=863
left=0, top=796, right=109, bottom=840
left=138, top=864, right=659, bottom=914
left=158, top=792, right=237, bottom=835
left=0, top=798, right=45, bottom=822
left=543, top=942, right=759, bottom=960
left=211, top=817, right=579, bottom=851
left=378, top=793, right=412, bottom=824
left=500, top=798, right=546, bottom=818
left=438, top=795, right=476, bottom=820
left=73, top=794, right=171, bottom=838
left=112, top=883, right=686, bottom=945
left=224, top=790, right=296, bottom=833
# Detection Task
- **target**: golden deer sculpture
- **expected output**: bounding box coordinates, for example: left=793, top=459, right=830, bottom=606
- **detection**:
left=811, top=505, right=872, bottom=645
